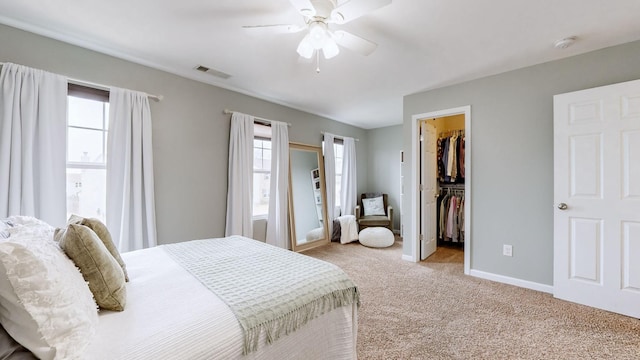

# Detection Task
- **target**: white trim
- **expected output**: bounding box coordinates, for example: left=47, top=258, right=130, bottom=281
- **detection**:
left=401, top=254, right=414, bottom=262
left=66, top=163, right=106, bottom=170
left=408, top=106, right=471, bottom=275
left=470, top=269, right=554, bottom=294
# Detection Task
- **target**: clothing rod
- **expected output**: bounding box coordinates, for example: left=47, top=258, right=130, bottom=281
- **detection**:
left=321, top=131, right=360, bottom=142
left=0, top=62, right=162, bottom=102
left=223, top=109, right=292, bottom=127
left=439, top=183, right=465, bottom=188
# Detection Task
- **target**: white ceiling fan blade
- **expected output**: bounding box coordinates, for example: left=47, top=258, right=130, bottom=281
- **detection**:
left=330, top=0, right=392, bottom=24
left=242, top=24, right=305, bottom=34
left=289, top=0, right=316, bottom=17
left=333, top=30, right=377, bottom=56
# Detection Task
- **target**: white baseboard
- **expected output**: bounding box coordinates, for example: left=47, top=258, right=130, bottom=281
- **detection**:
left=469, top=269, right=553, bottom=294
left=401, top=254, right=415, bottom=262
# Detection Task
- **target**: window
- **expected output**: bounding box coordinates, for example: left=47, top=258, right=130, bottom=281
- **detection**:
left=334, top=142, right=344, bottom=208
left=66, top=85, right=109, bottom=222
left=322, top=140, right=344, bottom=213
left=253, top=124, right=272, bottom=217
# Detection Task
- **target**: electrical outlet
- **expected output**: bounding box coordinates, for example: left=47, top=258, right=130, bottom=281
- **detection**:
left=503, top=244, right=513, bottom=257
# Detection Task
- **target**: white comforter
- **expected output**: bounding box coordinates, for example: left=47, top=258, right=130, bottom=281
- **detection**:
left=85, top=246, right=357, bottom=360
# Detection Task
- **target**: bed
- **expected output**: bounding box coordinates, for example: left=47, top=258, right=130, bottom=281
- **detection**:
left=0, top=216, right=359, bottom=360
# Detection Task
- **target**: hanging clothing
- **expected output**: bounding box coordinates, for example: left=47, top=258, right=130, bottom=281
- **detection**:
left=458, top=136, right=465, bottom=179
left=458, top=195, right=465, bottom=242
left=436, top=189, right=465, bottom=244
left=441, top=137, right=450, bottom=183
left=448, top=134, right=458, bottom=181
left=437, top=131, right=465, bottom=184
left=437, top=138, right=445, bottom=183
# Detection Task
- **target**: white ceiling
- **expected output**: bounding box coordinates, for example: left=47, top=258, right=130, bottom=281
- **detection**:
left=1, top=0, right=640, bottom=129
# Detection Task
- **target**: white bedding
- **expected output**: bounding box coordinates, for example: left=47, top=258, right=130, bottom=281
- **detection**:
left=84, top=246, right=357, bottom=360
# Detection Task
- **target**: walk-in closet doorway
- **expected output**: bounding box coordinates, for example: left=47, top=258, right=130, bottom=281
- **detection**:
left=409, top=106, right=471, bottom=274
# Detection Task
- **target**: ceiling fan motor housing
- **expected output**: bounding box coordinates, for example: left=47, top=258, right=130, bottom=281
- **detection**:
left=309, top=0, right=336, bottom=20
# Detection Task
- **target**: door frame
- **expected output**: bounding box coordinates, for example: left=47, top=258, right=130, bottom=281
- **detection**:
left=409, top=106, right=471, bottom=275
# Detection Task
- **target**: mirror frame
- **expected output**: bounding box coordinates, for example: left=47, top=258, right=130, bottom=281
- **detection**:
left=288, top=142, right=330, bottom=252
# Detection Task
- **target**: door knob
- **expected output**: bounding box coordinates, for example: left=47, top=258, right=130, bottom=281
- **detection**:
left=558, top=203, right=568, bottom=210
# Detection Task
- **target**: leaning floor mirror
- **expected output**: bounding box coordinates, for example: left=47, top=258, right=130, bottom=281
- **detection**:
left=288, top=142, right=330, bottom=252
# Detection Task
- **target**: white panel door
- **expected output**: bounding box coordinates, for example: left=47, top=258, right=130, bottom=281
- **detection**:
left=420, top=121, right=437, bottom=260
left=554, top=79, right=640, bottom=318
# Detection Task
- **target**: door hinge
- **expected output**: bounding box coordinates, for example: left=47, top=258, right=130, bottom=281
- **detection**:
left=419, top=234, right=424, bottom=241
left=419, top=184, right=424, bottom=191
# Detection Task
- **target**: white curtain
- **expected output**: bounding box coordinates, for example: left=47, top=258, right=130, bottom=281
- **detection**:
left=265, top=121, right=289, bottom=248
left=225, top=112, right=254, bottom=237
left=107, top=87, right=157, bottom=252
left=323, top=133, right=336, bottom=233
left=340, top=137, right=357, bottom=216
left=0, top=63, right=67, bottom=227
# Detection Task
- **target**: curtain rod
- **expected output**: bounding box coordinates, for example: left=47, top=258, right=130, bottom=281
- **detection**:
left=0, top=62, right=162, bottom=102
left=223, top=109, right=292, bottom=127
left=68, top=78, right=162, bottom=102
left=321, top=131, right=360, bottom=142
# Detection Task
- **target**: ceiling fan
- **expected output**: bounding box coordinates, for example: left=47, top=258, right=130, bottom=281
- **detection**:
left=243, top=0, right=392, bottom=60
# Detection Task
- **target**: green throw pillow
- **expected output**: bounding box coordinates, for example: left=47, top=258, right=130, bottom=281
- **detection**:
left=68, top=215, right=129, bottom=282
left=58, top=224, right=126, bottom=311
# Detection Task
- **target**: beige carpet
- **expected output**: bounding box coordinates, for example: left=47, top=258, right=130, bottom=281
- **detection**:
left=305, top=239, right=640, bottom=360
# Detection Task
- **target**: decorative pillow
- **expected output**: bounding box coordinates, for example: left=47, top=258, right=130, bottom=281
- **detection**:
left=0, top=224, right=98, bottom=360
left=66, top=215, right=129, bottom=281
left=362, top=196, right=385, bottom=216
left=0, top=323, right=37, bottom=360
left=57, top=224, right=126, bottom=311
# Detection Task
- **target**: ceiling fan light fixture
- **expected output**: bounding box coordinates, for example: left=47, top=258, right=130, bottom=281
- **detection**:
left=297, top=35, right=315, bottom=59
left=309, top=21, right=329, bottom=49
left=322, top=39, right=340, bottom=59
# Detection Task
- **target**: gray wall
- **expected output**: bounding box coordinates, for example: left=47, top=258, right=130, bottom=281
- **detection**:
left=366, top=125, right=402, bottom=232
left=403, top=40, right=640, bottom=285
left=0, top=24, right=369, bottom=245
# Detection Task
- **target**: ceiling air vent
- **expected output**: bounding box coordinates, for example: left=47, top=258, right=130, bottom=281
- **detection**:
left=194, top=65, right=231, bottom=79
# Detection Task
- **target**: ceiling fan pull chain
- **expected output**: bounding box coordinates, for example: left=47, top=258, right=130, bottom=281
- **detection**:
left=316, top=51, right=321, bottom=73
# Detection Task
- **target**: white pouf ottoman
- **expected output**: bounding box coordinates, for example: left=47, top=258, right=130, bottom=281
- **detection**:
left=359, top=227, right=394, bottom=248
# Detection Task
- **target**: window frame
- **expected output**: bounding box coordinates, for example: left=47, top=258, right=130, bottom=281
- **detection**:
left=66, top=84, right=110, bottom=221
left=252, top=125, right=273, bottom=219
left=333, top=141, right=344, bottom=208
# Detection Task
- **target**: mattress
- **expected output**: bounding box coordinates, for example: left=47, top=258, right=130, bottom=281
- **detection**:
left=84, top=246, right=357, bottom=359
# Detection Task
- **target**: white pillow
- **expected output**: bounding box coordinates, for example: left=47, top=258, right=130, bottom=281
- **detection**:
left=362, top=196, right=385, bottom=216
left=0, top=221, right=98, bottom=360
